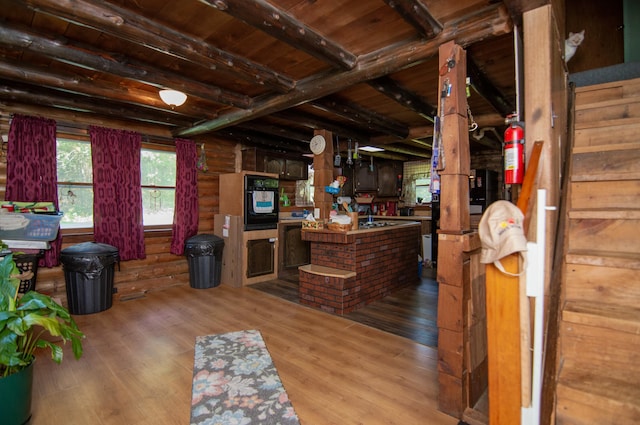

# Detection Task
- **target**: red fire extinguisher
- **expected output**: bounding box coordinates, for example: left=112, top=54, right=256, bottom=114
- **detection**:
left=503, top=115, right=525, bottom=184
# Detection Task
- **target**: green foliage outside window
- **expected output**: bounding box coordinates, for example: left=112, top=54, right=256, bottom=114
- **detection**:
left=56, top=140, right=176, bottom=229
left=57, top=139, right=93, bottom=228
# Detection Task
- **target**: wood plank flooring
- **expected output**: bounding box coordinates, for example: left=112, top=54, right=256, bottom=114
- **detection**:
left=250, top=268, right=439, bottom=347
left=31, top=275, right=457, bottom=425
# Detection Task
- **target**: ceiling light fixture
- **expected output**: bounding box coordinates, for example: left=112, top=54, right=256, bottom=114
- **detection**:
left=359, top=146, right=385, bottom=152
left=159, top=89, right=187, bottom=107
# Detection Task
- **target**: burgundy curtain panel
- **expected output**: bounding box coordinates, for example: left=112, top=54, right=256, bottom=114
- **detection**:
left=5, top=114, right=61, bottom=267
left=170, top=139, right=199, bottom=255
left=89, top=126, right=145, bottom=260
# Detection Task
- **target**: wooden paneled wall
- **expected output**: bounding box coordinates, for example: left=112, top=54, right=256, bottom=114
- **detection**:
left=565, top=0, right=624, bottom=73
left=0, top=110, right=238, bottom=303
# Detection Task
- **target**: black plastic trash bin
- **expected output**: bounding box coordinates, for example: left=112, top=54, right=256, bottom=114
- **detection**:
left=184, top=234, right=224, bottom=289
left=60, top=242, right=119, bottom=315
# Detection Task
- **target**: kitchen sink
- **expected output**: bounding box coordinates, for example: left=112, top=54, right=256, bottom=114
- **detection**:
left=358, top=221, right=399, bottom=229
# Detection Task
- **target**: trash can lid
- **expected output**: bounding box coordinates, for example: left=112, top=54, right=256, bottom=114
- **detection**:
left=61, top=241, right=119, bottom=256
left=185, top=234, right=224, bottom=247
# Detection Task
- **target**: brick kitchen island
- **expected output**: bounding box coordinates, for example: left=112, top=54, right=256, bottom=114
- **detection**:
left=299, top=220, right=421, bottom=314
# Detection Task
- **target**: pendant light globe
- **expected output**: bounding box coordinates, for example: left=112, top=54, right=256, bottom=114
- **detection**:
left=159, top=89, right=187, bottom=107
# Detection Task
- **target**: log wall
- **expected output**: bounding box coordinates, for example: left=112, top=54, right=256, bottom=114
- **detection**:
left=0, top=110, right=238, bottom=303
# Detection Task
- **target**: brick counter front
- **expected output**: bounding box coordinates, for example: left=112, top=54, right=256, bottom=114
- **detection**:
left=299, top=222, right=420, bottom=314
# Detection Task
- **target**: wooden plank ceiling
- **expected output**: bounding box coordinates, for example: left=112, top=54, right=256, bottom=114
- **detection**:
left=0, top=0, right=548, bottom=161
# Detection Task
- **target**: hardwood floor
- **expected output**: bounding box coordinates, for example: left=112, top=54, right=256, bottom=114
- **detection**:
left=31, top=277, right=457, bottom=425
left=250, top=267, right=439, bottom=347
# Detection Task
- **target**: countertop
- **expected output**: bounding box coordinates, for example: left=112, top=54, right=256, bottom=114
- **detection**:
left=372, top=215, right=431, bottom=220
left=278, top=217, right=305, bottom=222
left=303, top=219, right=420, bottom=235
left=279, top=214, right=430, bottom=223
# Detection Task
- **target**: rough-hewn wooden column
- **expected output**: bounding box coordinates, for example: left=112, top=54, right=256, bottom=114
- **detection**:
left=435, top=40, right=473, bottom=418
left=312, top=129, right=334, bottom=221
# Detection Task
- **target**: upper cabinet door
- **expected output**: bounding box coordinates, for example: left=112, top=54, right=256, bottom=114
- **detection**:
left=285, top=159, right=308, bottom=180
left=242, top=148, right=310, bottom=180
left=264, top=156, right=286, bottom=177
left=355, top=162, right=377, bottom=192
left=377, top=161, right=402, bottom=197
left=335, top=165, right=354, bottom=196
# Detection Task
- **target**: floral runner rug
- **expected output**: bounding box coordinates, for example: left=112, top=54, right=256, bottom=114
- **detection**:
left=190, top=329, right=300, bottom=425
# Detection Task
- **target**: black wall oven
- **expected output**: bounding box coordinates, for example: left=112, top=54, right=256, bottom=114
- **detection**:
left=244, top=174, right=279, bottom=231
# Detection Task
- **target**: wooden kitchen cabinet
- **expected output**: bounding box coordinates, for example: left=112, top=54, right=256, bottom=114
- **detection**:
left=264, top=156, right=285, bottom=176
left=354, top=162, right=377, bottom=192
left=278, top=222, right=310, bottom=276
left=242, top=148, right=309, bottom=181
left=334, top=165, right=354, bottom=196
left=377, top=160, right=402, bottom=197
left=284, top=158, right=307, bottom=180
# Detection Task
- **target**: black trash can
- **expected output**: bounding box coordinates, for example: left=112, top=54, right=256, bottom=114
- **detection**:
left=60, top=242, right=119, bottom=315
left=14, top=252, right=43, bottom=293
left=184, top=234, right=224, bottom=289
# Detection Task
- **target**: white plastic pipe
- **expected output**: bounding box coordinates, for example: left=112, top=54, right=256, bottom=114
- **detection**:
left=522, top=189, right=553, bottom=425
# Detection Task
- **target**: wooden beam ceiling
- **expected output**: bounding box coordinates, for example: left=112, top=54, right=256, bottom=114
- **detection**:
left=0, top=0, right=529, bottom=160
left=20, top=0, right=294, bottom=91
left=198, top=0, right=358, bottom=69
left=177, top=3, right=512, bottom=137
left=381, top=0, right=443, bottom=39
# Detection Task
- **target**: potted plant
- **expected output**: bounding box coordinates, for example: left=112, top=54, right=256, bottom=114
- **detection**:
left=0, top=252, right=84, bottom=425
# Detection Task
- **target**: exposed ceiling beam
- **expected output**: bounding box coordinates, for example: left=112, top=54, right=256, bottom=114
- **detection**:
left=346, top=151, right=410, bottom=161
left=0, top=58, right=216, bottom=119
left=214, top=127, right=308, bottom=153
left=0, top=102, right=176, bottom=139
left=0, top=22, right=251, bottom=109
left=198, top=0, right=357, bottom=70
left=19, top=0, right=294, bottom=91
left=0, top=82, right=191, bottom=127
left=382, top=0, right=443, bottom=39
left=500, top=0, right=550, bottom=25
left=467, top=55, right=515, bottom=116
left=238, top=121, right=311, bottom=144
left=273, top=110, right=366, bottom=142
left=177, top=3, right=513, bottom=137
left=368, top=76, right=437, bottom=120
left=310, top=96, right=409, bottom=138
left=378, top=144, right=431, bottom=158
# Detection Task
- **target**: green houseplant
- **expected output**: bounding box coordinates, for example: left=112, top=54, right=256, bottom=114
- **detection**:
left=0, top=252, right=84, bottom=424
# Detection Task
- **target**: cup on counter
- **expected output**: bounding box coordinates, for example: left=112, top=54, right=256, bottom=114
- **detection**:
left=348, top=212, right=359, bottom=231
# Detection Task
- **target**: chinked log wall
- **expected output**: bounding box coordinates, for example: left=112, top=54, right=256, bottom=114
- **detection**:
left=0, top=114, right=238, bottom=302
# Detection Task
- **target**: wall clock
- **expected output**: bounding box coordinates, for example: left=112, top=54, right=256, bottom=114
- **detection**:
left=310, top=135, right=326, bottom=155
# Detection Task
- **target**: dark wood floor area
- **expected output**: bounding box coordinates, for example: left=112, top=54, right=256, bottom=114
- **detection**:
left=248, top=267, right=439, bottom=347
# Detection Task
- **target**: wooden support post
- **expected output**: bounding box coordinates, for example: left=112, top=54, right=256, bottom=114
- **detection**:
left=437, top=41, right=470, bottom=234
left=312, top=129, right=334, bottom=221
left=436, top=40, right=473, bottom=418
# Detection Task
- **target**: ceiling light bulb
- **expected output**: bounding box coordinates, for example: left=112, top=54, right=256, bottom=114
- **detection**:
left=159, top=89, right=187, bottom=107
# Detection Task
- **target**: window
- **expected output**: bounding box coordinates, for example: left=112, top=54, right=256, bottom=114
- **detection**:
left=415, top=177, right=432, bottom=204
left=57, top=139, right=176, bottom=229
left=57, top=139, right=93, bottom=229
left=140, top=148, right=176, bottom=226
left=295, top=164, right=314, bottom=206
left=402, top=161, right=432, bottom=206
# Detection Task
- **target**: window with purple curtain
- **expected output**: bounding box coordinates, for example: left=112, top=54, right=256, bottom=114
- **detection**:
left=170, top=139, right=199, bottom=255
left=5, top=114, right=61, bottom=267
left=89, top=126, right=145, bottom=260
